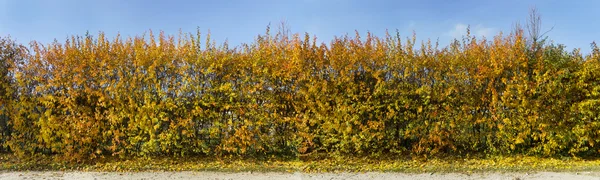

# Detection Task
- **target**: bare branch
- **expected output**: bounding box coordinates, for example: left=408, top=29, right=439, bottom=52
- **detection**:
left=525, top=6, right=553, bottom=45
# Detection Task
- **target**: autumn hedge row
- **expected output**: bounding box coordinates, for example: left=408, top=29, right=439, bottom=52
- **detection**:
left=1, top=27, right=600, bottom=160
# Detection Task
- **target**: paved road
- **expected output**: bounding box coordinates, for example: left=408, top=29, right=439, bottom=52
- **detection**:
left=2, top=171, right=600, bottom=180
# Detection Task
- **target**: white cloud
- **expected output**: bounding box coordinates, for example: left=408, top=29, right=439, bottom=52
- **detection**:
left=0, top=1, right=8, bottom=36
left=304, top=17, right=322, bottom=36
left=0, top=1, right=7, bottom=20
left=305, top=24, right=320, bottom=36
left=446, top=23, right=496, bottom=39
left=407, top=21, right=416, bottom=30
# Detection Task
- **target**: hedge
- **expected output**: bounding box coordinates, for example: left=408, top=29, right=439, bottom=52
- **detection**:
left=1, top=26, right=600, bottom=161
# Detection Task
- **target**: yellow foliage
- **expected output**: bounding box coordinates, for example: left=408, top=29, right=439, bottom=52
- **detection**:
left=0, top=25, right=599, bottom=160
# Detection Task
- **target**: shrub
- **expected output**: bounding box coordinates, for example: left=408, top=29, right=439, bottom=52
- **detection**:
left=1, top=27, right=599, bottom=160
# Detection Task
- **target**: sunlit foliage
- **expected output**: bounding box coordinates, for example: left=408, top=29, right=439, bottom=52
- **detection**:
left=0, top=25, right=599, bottom=161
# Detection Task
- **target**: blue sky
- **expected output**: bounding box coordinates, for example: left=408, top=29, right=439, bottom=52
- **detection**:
left=1, top=0, right=599, bottom=54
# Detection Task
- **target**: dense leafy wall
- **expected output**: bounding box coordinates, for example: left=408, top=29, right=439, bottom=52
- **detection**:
left=0, top=27, right=599, bottom=160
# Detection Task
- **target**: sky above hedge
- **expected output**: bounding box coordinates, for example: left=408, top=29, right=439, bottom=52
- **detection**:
left=0, top=0, right=598, bottom=54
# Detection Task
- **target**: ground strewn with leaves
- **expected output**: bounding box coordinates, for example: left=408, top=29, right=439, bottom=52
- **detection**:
left=3, top=154, right=600, bottom=173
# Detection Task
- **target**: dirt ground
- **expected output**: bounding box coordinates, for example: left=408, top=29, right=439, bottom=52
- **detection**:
left=2, top=171, right=600, bottom=180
